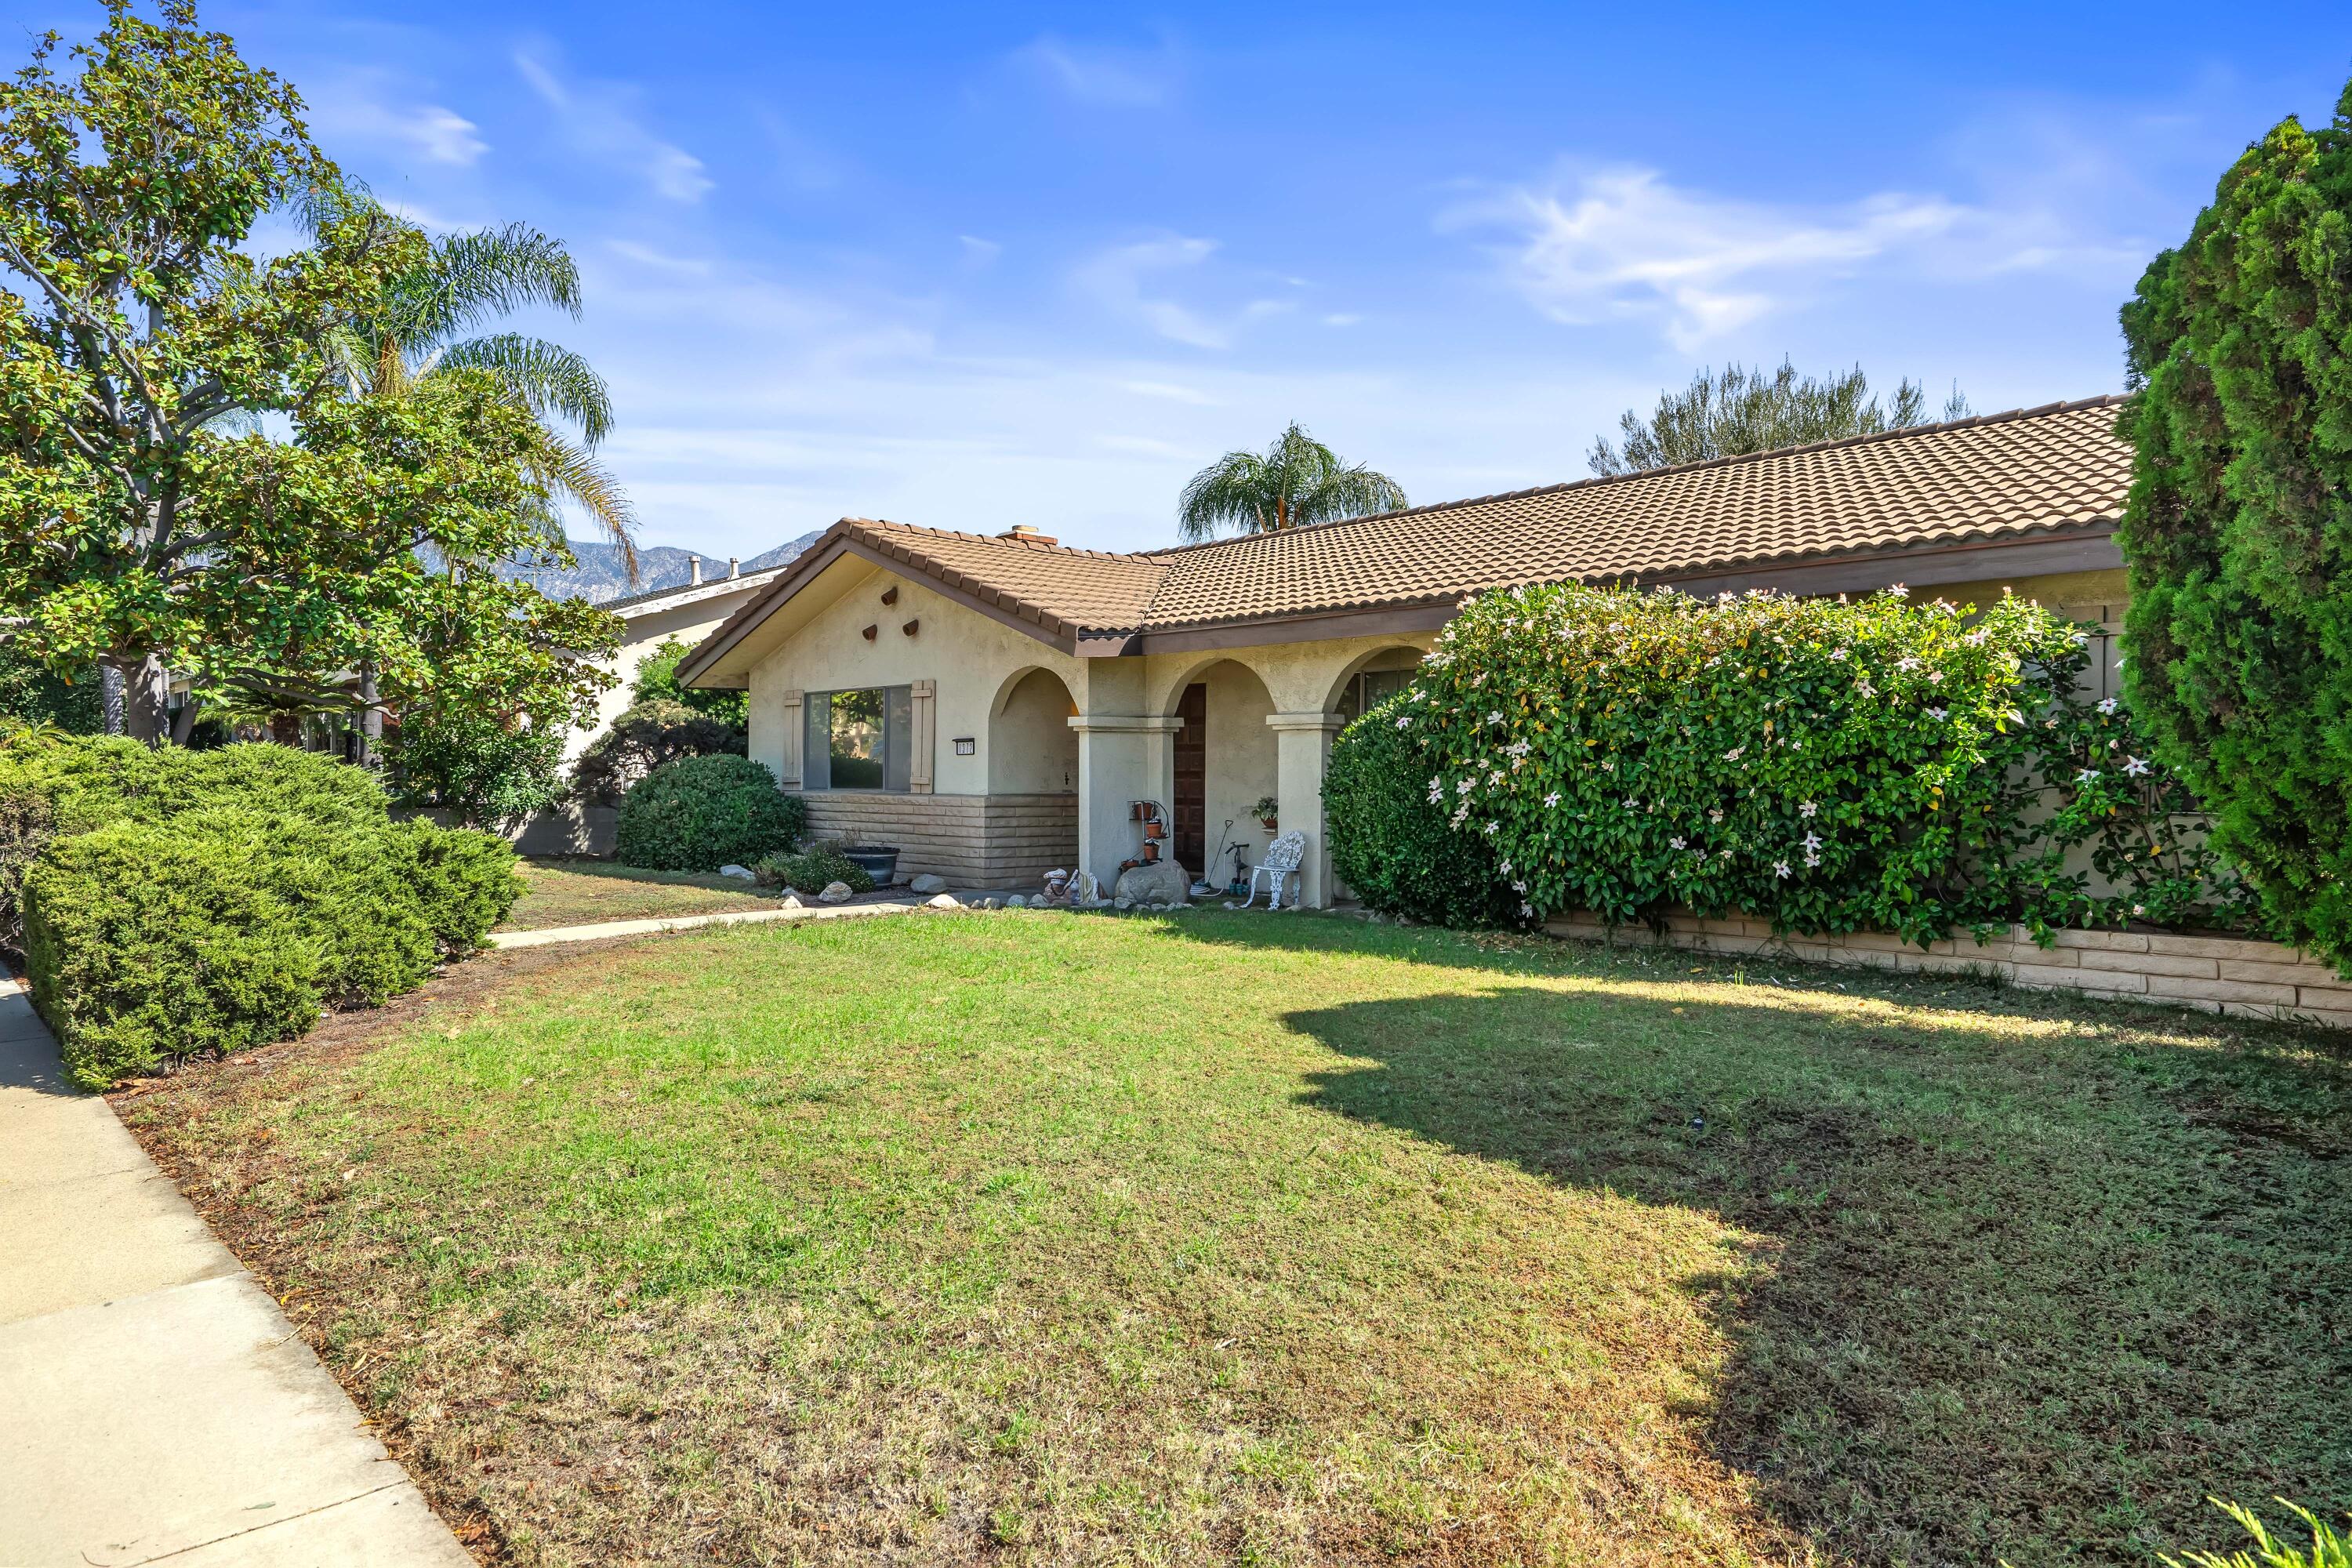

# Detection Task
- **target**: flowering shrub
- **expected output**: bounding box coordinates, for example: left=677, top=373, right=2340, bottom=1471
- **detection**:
left=1363, top=583, right=2252, bottom=944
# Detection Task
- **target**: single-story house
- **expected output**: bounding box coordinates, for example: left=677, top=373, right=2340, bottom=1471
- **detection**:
left=676, top=397, right=2133, bottom=906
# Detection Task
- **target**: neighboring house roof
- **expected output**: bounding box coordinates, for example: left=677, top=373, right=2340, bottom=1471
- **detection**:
left=681, top=396, right=2132, bottom=676
left=601, top=562, right=793, bottom=620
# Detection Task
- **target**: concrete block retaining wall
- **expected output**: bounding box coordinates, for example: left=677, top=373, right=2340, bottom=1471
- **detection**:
left=1543, top=911, right=2352, bottom=1026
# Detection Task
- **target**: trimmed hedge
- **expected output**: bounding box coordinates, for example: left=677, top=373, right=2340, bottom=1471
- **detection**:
left=1327, top=699, right=1520, bottom=927
left=615, top=754, right=804, bottom=872
left=5, top=735, right=521, bottom=1088
left=1361, top=583, right=2252, bottom=942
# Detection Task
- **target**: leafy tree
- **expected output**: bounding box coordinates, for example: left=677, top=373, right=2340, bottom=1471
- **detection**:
left=630, top=634, right=747, bottom=727
left=1177, top=422, right=1406, bottom=542
left=1588, top=360, right=1971, bottom=476
left=303, top=187, right=637, bottom=576
left=0, top=1, right=619, bottom=786
left=2115, top=82, right=2352, bottom=963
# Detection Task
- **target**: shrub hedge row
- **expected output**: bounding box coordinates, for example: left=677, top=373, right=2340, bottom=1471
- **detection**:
left=1330, top=583, right=2252, bottom=944
left=3, top=735, right=520, bottom=1088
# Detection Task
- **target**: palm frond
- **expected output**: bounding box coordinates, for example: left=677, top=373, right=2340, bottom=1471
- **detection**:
left=1298, top=463, right=1407, bottom=526
left=434, top=333, right=615, bottom=444
left=1177, top=423, right=1403, bottom=539
left=1178, top=452, right=1272, bottom=542
left=387, top=225, right=584, bottom=355
left=521, top=429, right=638, bottom=581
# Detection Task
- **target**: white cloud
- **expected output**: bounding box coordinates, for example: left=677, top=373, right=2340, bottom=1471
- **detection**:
left=607, top=239, right=712, bottom=277
left=1120, top=379, right=1218, bottom=405
left=1323, top=313, right=1363, bottom=328
left=959, top=234, right=1004, bottom=266
left=303, top=73, right=486, bottom=167
left=1451, top=167, right=1973, bottom=350
left=515, top=49, right=711, bottom=203
left=1073, top=237, right=1294, bottom=350
left=1012, top=34, right=1178, bottom=108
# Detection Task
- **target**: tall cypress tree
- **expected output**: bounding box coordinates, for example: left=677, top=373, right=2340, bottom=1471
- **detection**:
left=2117, top=80, right=2352, bottom=960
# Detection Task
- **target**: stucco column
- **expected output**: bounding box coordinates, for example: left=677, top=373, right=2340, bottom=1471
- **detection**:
left=1068, top=715, right=1181, bottom=890
left=1266, top=711, right=1345, bottom=908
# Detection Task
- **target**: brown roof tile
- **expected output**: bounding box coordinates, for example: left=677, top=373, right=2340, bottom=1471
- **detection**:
left=1135, top=397, right=2131, bottom=630
left=695, top=397, right=2131, bottom=666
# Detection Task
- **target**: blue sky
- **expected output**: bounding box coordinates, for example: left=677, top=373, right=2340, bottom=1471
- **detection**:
left=20, top=2, right=2352, bottom=556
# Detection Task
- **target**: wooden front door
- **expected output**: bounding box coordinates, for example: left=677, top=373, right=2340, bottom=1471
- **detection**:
left=1173, top=681, right=1207, bottom=874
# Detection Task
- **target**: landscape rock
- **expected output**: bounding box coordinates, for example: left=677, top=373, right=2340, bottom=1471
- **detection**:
left=1115, top=898, right=1135, bottom=911
left=816, top=881, right=855, bottom=904
left=717, top=864, right=756, bottom=881
left=1112, top=860, right=1190, bottom=906
left=777, top=894, right=804, bottom=909
left=909, top=873, right=949, bottom=895
left=924, top=893, right=960, bottom=909
left=1006, top=894, right=1028, bottom=908
left=980, top=897, right=1003, bottom=910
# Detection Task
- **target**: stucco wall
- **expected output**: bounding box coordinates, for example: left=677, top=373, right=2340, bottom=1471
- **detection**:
left=744, top=565, right=1088, bottom=797
left=990, top=668, right=1080, bottom=794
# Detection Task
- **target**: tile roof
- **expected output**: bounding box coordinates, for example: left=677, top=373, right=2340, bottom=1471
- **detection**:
left=695, top=397, right=2132, bottom=663
left=1134, top=397, right=2131, bottom=633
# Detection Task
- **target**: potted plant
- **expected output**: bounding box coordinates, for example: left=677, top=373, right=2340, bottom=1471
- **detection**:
left=1253, top=795, right=1279, bottom=833
left=840, top=844, right=902, bottom=883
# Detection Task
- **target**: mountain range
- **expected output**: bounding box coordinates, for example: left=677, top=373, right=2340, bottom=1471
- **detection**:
left=501, top=532, right=824, bottom=604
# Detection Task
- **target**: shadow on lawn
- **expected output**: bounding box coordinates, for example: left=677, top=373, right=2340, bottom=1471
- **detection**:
left=1172, top=914, right=2352, bottom=1566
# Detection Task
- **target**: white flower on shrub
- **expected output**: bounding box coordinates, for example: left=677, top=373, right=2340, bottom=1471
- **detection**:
left=1543, top=790, right=1561, bottom=808
left=2097, top=697, right=2118, bottom=714
left=1896, top=656, right=1920, bottom=671
left=1708, top=808, right=1724, bottom=823
left=1669, top=836, right=1686, bottom=850
left=1599, top=757, right=1615, bottom=772
left=1927, top=670, right=1945, bottom=684
left=1483, top=820, right=1500, bottom=835
left=1798, top=800, right=1818, bottom=818
left=1889, top=583, right=1908, bottom=599
left=1622, top=797, right=1639, bottom=811
left=1722, top=746, right=1744, bottom=761
left=1394, top=716, right=1411, bottom=728
left=1512, top=880, right=1527, bottom=895
left=1488, top=769, right=1505, bottom=787
left=1803, top=851, right=1821, bottom=869
left=1926, top=706, right=1947, bottom=721
left=1829, top=648, right=1849, bottom=662
left=1450, top=804, right=1470, bottom=828
left=1457, top=778, right=1475, bottom=796
left=1855, top=679, right=1876, bottom=698
left=1774, top=861, right=1791, bottom=878
left=2124, top=755, right=2151, bottom=776
left=1486, top=710, right=1504, bottom=724
left=2077, top=768, right=2101, bottom=784
left=1520, top=901, right=1536, bottom=918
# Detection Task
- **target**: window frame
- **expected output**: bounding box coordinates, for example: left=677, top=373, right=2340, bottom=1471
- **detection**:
left=804, top=684, right=915, bottom=793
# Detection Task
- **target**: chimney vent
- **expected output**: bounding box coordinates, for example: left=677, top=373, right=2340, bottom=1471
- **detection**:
left=688, top=554, right=702, bottom=586
left=998, top=524, right=1057, bottom=546
left=728, top=556, right=740, bottom=579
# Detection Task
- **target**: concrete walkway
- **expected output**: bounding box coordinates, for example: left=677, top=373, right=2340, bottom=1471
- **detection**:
left=0, top=978, right=470, bottom=1567
left=488, top=889, right=937, bottom=949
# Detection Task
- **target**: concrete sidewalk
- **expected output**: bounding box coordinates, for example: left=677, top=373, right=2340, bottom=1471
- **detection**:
left=488, top=888, right=935, bottom=949
left=0, top=978, right=470, bottom=1567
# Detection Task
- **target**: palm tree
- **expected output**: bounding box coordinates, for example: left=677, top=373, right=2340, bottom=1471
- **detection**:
left=1177, top=423, right=1407, bottom=543
left=307, top=185, right=637, bottom=578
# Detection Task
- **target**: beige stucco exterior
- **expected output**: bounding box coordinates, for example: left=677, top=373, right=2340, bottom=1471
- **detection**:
left=563, top=570, right=786, bottom=765
left=697, top=544, right=2126, bottom=905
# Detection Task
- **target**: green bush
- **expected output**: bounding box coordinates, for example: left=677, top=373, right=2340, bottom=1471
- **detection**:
left=751, top=844, right=873, bottom=896
left=1392, top=583, right=2250, bottom=943
left=24, top=822, right=324, bottom=1088
left=2116, top=82, right=2352, bottom=971
left=615, top=755, right=804, bottom=872
left=571, top=699, right=744, bottom=807
left=1327, top=698, right=1520, bottom=927
left=3, top=734, right=522, bottom=1087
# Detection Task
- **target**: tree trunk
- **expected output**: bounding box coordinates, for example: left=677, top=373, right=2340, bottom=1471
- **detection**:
left=268, top=712, right=303, bottom=747
left=100, top=665, right=125, bottom=736
left=116, top=653, right=172, bottom=745
left=356, top=665, right=382, bottom=768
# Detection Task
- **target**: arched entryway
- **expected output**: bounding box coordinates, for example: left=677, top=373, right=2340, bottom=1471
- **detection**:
left=1327, top=644, right=1429, bottom=722
left=983, top=666, right=1080, bottom=889
left=1163, top=659, right=1279, bottom=889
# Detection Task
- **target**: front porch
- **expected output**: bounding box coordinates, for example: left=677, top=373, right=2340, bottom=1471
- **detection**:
left=1067, top=637, right=1429, bottom=906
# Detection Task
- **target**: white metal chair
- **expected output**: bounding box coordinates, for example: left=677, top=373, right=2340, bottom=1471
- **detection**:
left=1238, top=830, right=1307, bottom=910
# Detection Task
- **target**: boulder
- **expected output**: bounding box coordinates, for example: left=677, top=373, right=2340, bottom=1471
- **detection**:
left=1006, top=894, right=1029, bottom=908
left=1113, top=860, right=1190, bottom=906
left=816, top=881, right=855, bottom=905
left=1115, top=898, right=1135, bottom=911
left=924, top=893, right=960, bottom=909
left=777, top=894, right=804, bottom=909
left=979, top=897, right=1003, bottom=910
left=909, top=873, right=949, bottom=895
left=717, top=864, right=757, bottom=881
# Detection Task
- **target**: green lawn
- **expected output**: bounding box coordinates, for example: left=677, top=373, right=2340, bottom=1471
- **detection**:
left=498, top=856, right=784, bottom=931
left=123, top=912, right=2351, bottom=1566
